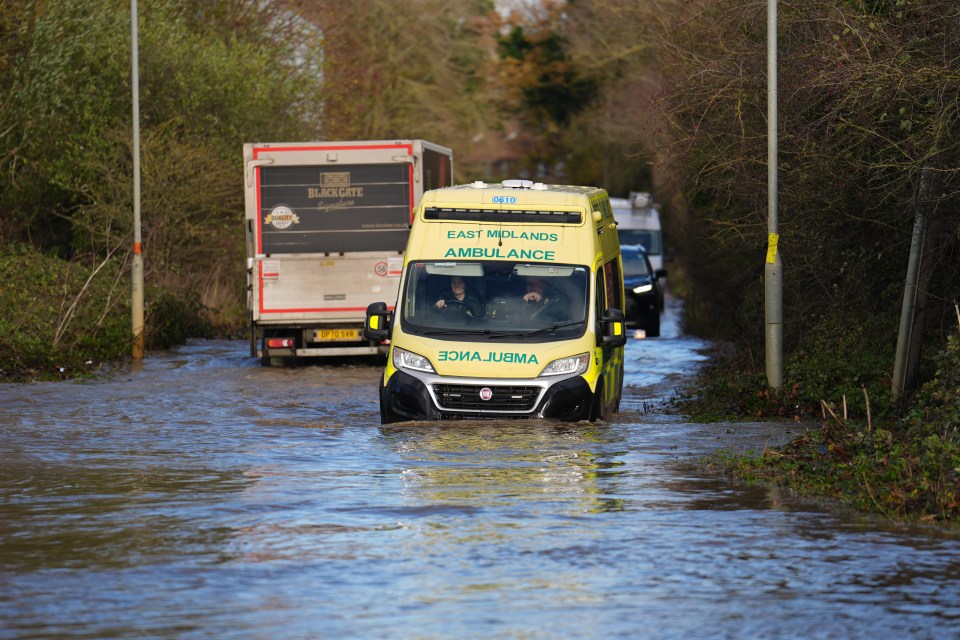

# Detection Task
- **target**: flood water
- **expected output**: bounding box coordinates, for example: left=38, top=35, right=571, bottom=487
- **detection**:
left=2, top=299, right=959, bottom=639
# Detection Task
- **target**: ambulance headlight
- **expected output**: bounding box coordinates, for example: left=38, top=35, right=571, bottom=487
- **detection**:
left=539, top=353, right=590, bottom=377
left=393, top=346, right=436, bottom=373
left=632, top=284, right=653, bottom=294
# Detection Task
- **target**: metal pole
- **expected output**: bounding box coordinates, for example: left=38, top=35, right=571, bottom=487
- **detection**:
left=131, top=0, right=144, bottom=360
left=765, top=0, right=783, bottom=388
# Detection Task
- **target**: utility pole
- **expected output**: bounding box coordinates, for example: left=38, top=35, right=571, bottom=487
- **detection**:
left=765, top=0, right=783, bottom=388
left=131, top=0, right=144, bottom=360
left=891, top=168, right=931, bottom=404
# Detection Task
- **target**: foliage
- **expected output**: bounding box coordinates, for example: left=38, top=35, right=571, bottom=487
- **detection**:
left=904, top=330, right=960, bottom=447
left=492, top=0, right=657, bottom=190
left=629, top=0, right=960, bottom=405
left=68, top=123, right=246, bottom=331
left=560, top=1, right=667, bottom=194
left=678, top=312, right=901, bottom=425
left=304, top=0, right=500, bottom=179
left=0, top=244, right=210, bottom=381
left=0, top=0, right=323, bottom=342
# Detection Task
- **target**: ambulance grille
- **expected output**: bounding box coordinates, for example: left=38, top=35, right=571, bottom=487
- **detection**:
left=433, top=384, right=540, bottom=412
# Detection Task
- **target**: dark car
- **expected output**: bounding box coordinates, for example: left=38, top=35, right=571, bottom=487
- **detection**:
left=621, top=244, right=666, bottom=337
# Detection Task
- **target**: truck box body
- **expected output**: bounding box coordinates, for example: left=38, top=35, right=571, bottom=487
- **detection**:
left=611, top=192, right=666, bottom=311
left=244, top=140, right=453, bottom=361
left=610, top=192, right=663, bottom=270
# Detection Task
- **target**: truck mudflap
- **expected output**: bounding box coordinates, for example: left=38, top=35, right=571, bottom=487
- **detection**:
left=380, top=370, right=594, bottom=424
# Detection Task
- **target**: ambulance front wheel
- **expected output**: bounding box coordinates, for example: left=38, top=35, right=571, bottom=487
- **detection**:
left=379, top=373, right=402, bottom=424
left=589, top=378, right=608, bottom=423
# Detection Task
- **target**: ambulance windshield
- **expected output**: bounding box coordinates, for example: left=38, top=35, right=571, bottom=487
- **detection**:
left=401, top=261, right=590, bottom=341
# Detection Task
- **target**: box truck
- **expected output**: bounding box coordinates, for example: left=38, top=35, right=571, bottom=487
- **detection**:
left=611, top=191, right=666, bottom=312
left=244, top=140, right=453, bottom=363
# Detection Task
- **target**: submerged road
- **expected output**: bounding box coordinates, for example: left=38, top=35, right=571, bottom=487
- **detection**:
left=1, top=298, right=959, bottom=639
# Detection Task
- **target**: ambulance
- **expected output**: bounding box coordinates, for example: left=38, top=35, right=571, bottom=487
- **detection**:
left=363, top=179, right=627, bottom=423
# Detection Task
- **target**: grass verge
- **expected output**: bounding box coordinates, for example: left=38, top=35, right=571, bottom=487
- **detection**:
left=697, top=332, right=960, bottom=528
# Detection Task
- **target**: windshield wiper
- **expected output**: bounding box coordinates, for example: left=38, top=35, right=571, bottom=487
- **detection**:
left=420, top=328, right=493, bottom=337
left=485, top=321, right=584, bottom=339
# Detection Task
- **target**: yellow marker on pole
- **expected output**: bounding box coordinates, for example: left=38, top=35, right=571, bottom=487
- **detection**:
left=766, top=233, right=779, bottom=264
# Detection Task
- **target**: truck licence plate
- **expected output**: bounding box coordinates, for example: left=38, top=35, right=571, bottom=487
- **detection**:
left=314, top=328, right=363, bottom=342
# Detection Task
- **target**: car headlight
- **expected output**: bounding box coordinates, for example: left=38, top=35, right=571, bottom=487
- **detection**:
left=632, top=284, right=653, bottom=294
left=539, top=352, right=590, bottom=377
left=393, top=347, right=436, bottom=373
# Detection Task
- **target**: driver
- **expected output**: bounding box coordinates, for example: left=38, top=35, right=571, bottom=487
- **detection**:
left=435, top=276, right=483, bottom=320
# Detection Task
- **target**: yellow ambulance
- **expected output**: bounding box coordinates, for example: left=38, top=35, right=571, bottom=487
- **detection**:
left=364, top=179, right=627, bottom=423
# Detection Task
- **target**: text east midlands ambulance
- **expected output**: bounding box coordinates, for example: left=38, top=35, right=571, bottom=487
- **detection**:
left=364, top=179, right=628, bottom=423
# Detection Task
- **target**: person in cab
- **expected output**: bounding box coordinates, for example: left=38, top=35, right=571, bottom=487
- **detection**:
left=522, top=277, right=567, bottom=322
left=434, top=276, right=483, bottom=321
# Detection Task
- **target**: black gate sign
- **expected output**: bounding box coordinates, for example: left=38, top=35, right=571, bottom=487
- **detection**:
left=259, top=164, right=412, bottom=254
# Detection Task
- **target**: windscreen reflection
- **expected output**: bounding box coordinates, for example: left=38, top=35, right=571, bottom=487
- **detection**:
left=621, top=247, right=652, bottom=278
left=618, top=229, right=661, bottom=255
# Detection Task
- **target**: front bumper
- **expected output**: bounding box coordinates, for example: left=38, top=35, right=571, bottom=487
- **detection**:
left=381, top=369, right=593, bottom=423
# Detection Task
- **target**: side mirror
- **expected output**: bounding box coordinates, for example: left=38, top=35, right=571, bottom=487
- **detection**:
left=655, top=268, right=667, bottom=279
left=363, top=302, right=392, bottom=342
left=599, top=308, right=627, bottom=347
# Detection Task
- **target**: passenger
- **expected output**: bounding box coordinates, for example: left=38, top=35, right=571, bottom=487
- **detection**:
left=522, top=278, right=548, bottom=304
left=435, top=276, right=483, bottom=321
left=522, top=277, right=567, bottom=321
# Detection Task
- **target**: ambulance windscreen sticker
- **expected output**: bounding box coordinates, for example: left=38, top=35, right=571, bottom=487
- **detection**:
left=265, top=205, right=299, bottom=230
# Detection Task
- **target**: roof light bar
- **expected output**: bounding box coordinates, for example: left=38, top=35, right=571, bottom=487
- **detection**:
left=424, top=207, right=582, bottom=225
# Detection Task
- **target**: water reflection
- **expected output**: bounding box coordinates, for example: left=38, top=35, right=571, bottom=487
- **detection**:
left=383, top=420, right=626, bottom=515
left=1, top=458, right=253, bottom=571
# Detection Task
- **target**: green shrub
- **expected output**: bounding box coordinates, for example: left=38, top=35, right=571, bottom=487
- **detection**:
left=146, top=288, right=212, bottom=350
left=708, top=331, right=960, bottom=525
left=785, top=313, right=897, bottom=419
left=0, top=244, right=218, bottom=380
left=0, top=244, right=130, bottom=380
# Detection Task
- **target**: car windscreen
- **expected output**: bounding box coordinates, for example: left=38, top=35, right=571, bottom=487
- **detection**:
left=618, top=229, right=662, bottom=255
left=400, top=260, right=590, bottom=342
left=621, top=248, right=652, bottom=277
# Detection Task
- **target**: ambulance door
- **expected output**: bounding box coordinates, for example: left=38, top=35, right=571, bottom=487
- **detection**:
left=593, top=260, right=625, bottom=419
